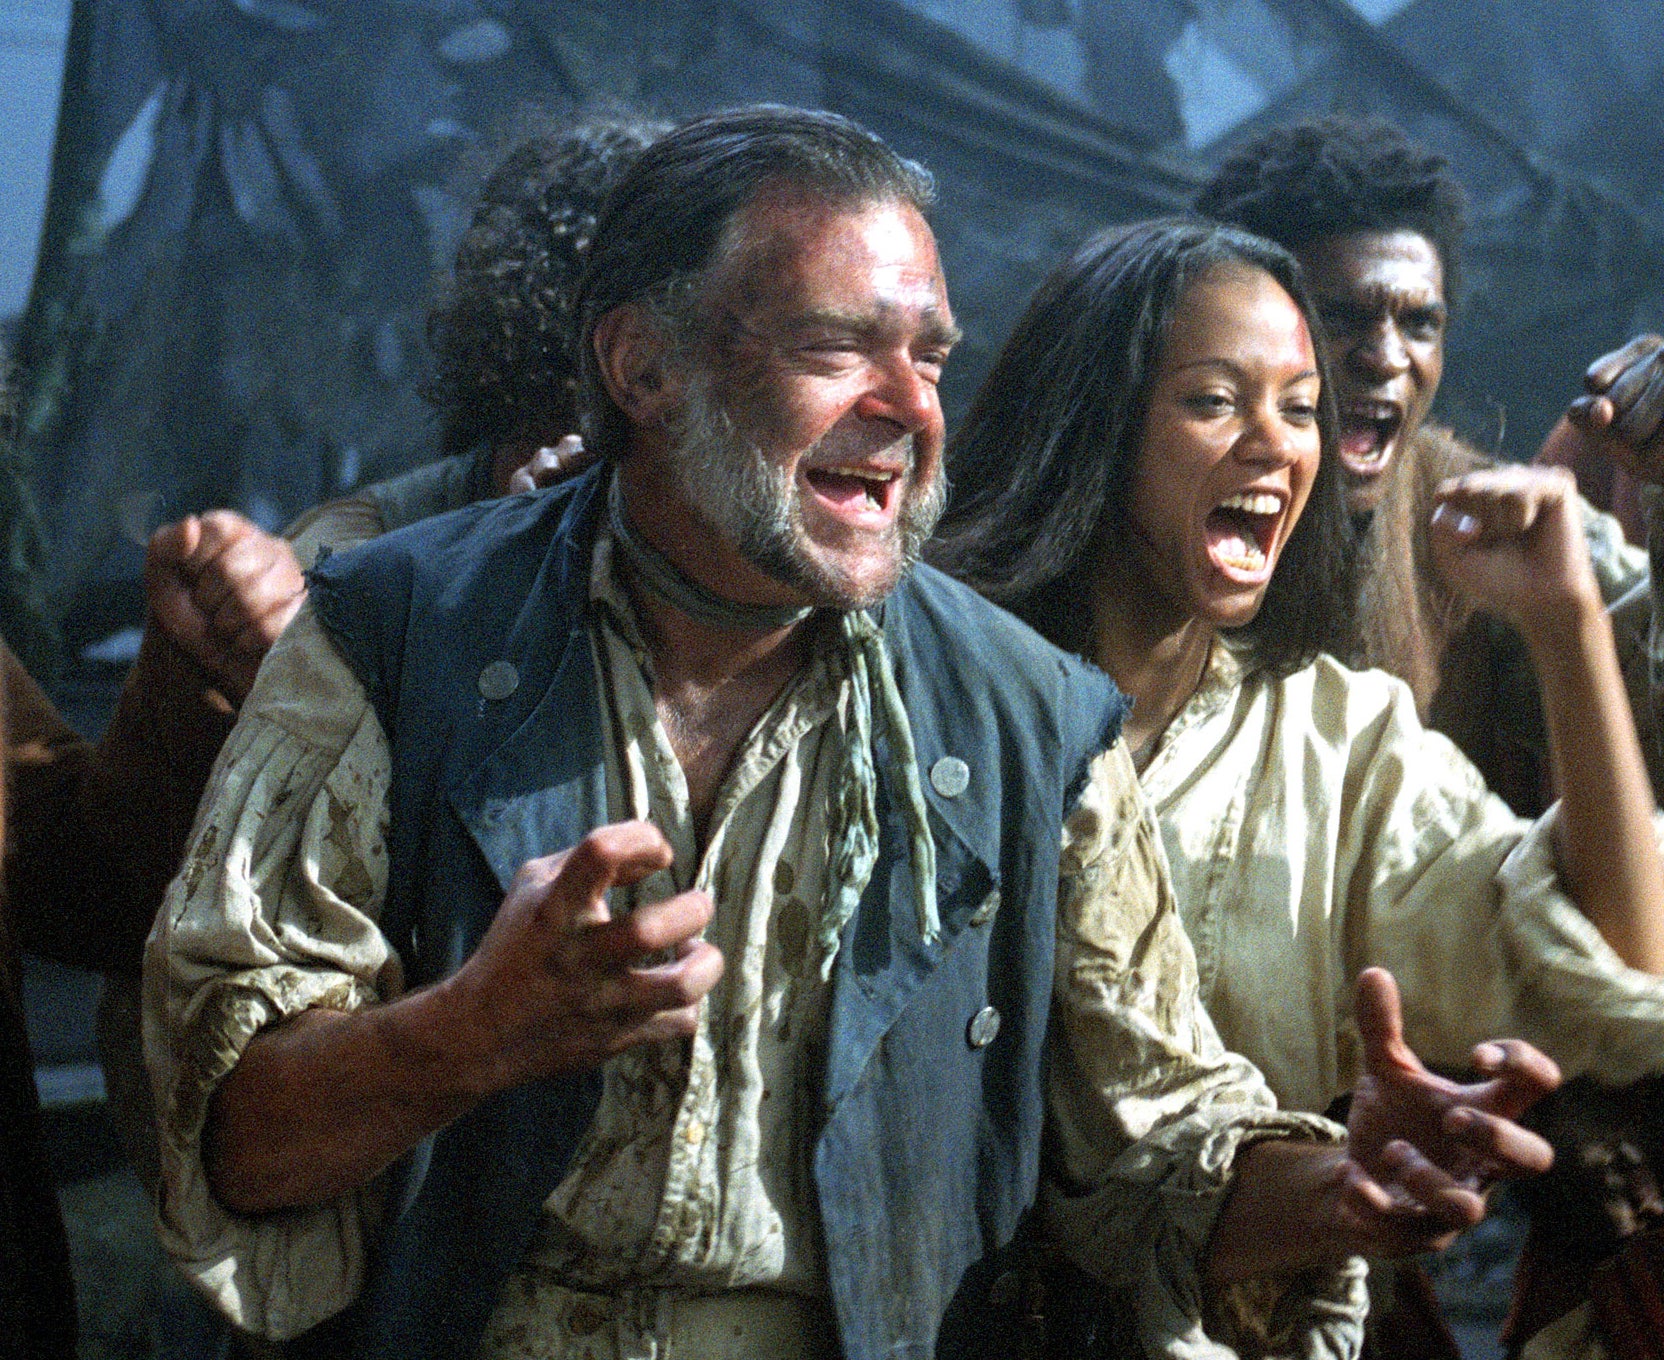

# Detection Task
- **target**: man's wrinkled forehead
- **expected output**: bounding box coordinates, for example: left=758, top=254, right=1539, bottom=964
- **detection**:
left=1304, top=229, right=1446, bottom=307
left=701, top=185, right=955, bottom=336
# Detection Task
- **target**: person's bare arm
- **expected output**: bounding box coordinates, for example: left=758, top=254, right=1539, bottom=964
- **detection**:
left=205, top=821, right=723, bottom=1214
left=1206, top=969, right=1559, bottom=1281
left=1427, top=464, right=1664, bottom=974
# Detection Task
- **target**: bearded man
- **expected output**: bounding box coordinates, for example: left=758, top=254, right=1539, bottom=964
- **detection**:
left=146, top=106, right=1558, bottom=1360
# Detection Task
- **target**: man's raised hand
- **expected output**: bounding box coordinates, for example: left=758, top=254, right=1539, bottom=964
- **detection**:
left=443, top=821, right=724, bottom=1094
left=1566, top=333, right=1664, bottom=481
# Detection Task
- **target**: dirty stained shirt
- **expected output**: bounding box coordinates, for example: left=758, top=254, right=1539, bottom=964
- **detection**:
left=1141, top=643, right=1664, bottom=1121
left=478, top=538, right=849, bottom=1357
left=145, top=539, right=1362, bottom=1359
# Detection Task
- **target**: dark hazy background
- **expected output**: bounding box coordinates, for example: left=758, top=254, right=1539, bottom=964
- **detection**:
left=2, top=0, right=1660, bottom=692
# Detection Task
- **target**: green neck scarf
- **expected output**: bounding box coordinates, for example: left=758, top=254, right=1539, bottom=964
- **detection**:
left=606, top=473, right=939, bottom=975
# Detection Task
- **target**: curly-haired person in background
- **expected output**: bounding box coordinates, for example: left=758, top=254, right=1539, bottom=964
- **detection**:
left=430, top=115, right=665, bottom=462
left=287, top=110, right=667, bottom=562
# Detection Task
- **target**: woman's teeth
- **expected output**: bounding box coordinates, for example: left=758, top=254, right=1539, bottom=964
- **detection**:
left=1216, top=492, right=1282, bottom=515
left=1214, top=536, right=1266, bottom=572
left=1211, top=492, right=1279, bottom=571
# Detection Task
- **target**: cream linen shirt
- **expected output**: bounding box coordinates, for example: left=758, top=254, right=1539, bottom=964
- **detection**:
left=477, top=541, right=846, bottom=1358
left=1140, top=643, right=1664, bottom=1120
left=145, top=540, right=1362, bottom=1358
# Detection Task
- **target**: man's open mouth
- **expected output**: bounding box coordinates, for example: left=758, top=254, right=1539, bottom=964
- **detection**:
left=1338, top=404, right=1403, bottom=478
left=805, top=464, right=902, bottom=516
left=1204, top=490, right=1285, bottom=577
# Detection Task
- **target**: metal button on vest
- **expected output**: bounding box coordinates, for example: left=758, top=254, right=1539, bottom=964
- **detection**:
left=967, top=1005, right=1001, bottom=1050
left=477, top=660, right=519, bottom=701
left=930, top=756, right=970, bottom=798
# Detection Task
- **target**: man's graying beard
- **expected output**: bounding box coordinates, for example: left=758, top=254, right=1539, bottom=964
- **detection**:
left=669, top=369, right=945, bottom=610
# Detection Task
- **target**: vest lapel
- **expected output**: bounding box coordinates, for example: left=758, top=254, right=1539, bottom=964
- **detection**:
left=444, top=472, right=611, bottom=894
left=822, top=584, right=1003, bottom=1110
left=449, top=625, right=609, bottom=894
left=822, top=787, right=996, bottom=1110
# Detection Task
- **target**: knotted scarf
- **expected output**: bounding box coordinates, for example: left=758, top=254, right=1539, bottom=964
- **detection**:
left=608, top=476, right=939, bottom=974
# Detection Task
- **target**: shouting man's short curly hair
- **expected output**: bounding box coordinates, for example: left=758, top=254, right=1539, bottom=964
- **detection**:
left=424, top=113, right=668, bottom=456
left=1194, top=115, right=1467, bottom=297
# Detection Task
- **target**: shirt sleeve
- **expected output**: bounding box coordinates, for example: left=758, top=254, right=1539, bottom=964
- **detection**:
left=0, top=626, right=235, bottom=976
left=1331, top=670, right=1664, bottom=1087
left=1043, top=742, right=1365, bottom=1360
left=3, top=640, right=98, bottom=966
left=142, top=603, right=395, bottom=1340
left=284, top=493, right=387, bottom=570
left=1486, top=804, right=1664, bottom=1085
left=1580, top=495, right=1649, bottom=608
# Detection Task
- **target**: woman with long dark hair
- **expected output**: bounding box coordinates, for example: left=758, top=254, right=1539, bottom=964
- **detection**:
left=934, top=217, right=1664, bottom=1120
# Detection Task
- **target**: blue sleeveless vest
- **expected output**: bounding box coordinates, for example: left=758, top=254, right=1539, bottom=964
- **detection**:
left=302, top=467, right=1126, bottom=1359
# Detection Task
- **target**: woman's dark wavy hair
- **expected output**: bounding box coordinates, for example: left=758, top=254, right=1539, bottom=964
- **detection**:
left=931, top=216, right=1355, bottom=676
left=1194, top=115, right=1467, bottom=299
left=424, top=113, right=667, bottom=456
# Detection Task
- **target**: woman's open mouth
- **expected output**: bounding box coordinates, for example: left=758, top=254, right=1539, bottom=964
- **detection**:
left=1204, top=490, right=1284, bottom=579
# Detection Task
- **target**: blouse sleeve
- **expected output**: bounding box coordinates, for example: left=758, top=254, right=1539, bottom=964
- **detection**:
left=1044, top=742, right=1365, bottom=1360
left=1333, top=666, right=1664, bottom=1086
